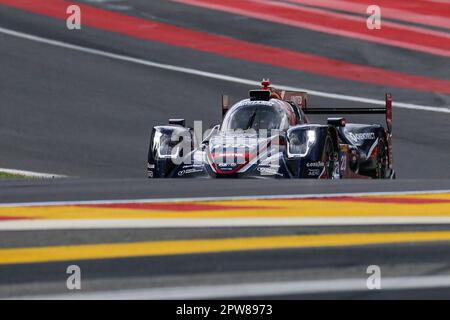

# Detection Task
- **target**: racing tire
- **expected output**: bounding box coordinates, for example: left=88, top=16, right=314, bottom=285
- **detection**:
left=320, top=135, right=335, bottom=179
left=373, top=137, right=389, bottom=179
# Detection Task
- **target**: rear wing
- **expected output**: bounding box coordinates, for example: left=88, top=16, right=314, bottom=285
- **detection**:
left=280, top=91, right=308, bottom=109
left=223, top=79, right=392, bottom=133
left=304, top=93, right=393, bottom=133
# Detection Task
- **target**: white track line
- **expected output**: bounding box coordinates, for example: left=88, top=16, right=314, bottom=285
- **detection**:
left=0, top=168, right=66, bottom=179
left=0, top=189, right=449, bottom=208
left=0, top=26, right=448, bottom=114
left=2, top=216, right=450, bottom=231
left=12, top=275, right=450, bottom=299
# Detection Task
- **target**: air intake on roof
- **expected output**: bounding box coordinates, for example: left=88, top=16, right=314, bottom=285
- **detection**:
left=249, top=90, right=271, bottom=101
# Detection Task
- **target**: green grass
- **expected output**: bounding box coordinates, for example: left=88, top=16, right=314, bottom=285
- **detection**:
left=0, top=171, right=25, bottom=179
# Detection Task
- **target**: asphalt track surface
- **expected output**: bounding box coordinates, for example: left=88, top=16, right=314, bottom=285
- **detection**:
left=0, top=0, right=450, bottom=300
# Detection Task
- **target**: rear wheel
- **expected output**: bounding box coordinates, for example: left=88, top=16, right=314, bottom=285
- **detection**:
left=374, top=138, right=388, bottom=179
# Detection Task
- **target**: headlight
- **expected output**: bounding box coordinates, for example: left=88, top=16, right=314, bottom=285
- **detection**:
left=287, top=130, right=316, bottom=157
left=153, top=131, right=180, bottom=159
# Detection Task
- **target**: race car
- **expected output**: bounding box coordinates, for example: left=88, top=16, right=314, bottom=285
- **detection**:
left=147, top=80, right=395, bottom=179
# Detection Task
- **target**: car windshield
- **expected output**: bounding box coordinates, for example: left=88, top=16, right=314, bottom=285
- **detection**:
left=222, top=103, right=290, bottom=132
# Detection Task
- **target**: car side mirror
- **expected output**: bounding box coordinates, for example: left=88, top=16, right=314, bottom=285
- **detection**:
left=202, top=124, right=220, bottom=145
left=169, top=119, right=186, bottom=127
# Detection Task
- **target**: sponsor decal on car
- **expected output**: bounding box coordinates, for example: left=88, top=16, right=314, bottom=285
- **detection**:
left=235, top=100, right=275, bottom=107
left=217, top=162, right=238, bottom=168
left=348, top=132, right=376, bottom=142
left=306, top=161, right=325, bottom=168
left=257, top=166, right=282, bottom=176
left=177, top=168, right=204, bottom=176
left=307, top=169, right=322, bottom=176
left=340, top=155, right=347, bottom=171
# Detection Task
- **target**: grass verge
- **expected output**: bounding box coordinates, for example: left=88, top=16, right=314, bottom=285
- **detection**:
left=0, top=171, right=25, bottom=179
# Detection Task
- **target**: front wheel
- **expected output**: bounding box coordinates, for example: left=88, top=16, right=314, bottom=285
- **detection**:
left=320, top=135, right=336, bottom=179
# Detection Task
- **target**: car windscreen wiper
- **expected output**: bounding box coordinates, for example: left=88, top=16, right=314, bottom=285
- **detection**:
left=245, top=108, right=257, bottom=130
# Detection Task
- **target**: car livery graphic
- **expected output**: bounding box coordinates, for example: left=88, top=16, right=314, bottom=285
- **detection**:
left=147, top=80, right=395, bottom=179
